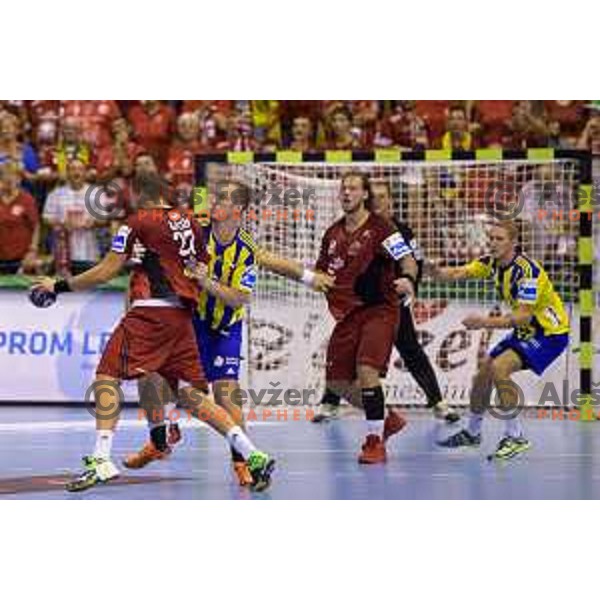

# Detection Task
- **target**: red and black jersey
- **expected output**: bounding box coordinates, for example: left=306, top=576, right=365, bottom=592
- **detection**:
left=110, top=206, right=208, bottom=308
left=316, top=213, right=411, bottom=321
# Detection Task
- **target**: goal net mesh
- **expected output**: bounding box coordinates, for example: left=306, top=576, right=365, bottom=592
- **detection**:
left=205, top=159, right=581, bottom=407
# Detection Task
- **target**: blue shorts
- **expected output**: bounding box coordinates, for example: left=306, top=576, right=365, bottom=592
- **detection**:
left=489, top=330, right=569, bottom=376
left=192, top=316, right=243, bottom=382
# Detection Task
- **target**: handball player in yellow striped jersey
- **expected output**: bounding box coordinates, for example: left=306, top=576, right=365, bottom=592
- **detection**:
left=430, top=220, right=569, bottom=460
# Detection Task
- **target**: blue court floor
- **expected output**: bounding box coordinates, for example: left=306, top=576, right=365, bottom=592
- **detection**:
left=1, top=406, right=600, bottom=499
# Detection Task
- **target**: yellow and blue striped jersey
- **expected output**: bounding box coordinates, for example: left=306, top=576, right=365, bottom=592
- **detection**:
left=464, top=252, right=569, bottom=339
left=197, top=226, right=258, bottom=330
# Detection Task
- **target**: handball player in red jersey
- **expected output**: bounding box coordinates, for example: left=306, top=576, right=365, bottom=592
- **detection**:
left=315, top=172, right=416, bottom=464
left=29, top=172, right=275, bottom=492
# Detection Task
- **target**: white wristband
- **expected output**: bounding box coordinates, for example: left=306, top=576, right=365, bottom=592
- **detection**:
left=301, top=268, right=316, bottom=287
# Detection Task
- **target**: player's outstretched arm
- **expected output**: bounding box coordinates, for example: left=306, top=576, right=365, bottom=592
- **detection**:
left=256, top=247, right=335, bottom=293
left=463, top=303, right=534, bottom=330
left=425, top=259, right=471, bottom=281
left=30, top=251, right=128, bottom=299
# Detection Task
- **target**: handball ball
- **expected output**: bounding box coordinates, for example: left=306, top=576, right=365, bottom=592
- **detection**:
left=29, top=287, right=57, bottom=308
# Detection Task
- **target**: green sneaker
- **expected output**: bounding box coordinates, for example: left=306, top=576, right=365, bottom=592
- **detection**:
left=66, top=455, right=120, bottom=492
left=488, top=436, right=531, bottom=461
left=247, top=451, right=275, bottom=492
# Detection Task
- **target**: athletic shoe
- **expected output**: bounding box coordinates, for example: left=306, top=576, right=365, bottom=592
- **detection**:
left=168, top=422, right=182, bottom=446
left=247, top=451, right=275, bottom=492
left=437, top=428, right=481, bottom=448
left=432, top=400, right=460, bottom=424
left=65, top=455, right=119, bottom=492
left=311, top=402, right=340, bottom=423
left=232, top=461, right=253, bottom=487
left=487, top=436, right=531, bottom=461
left=358, top=434, right=387, bottom=464
left=383, top=408, right=407, bottom=442
left=123, top=441, right=171, bottom=469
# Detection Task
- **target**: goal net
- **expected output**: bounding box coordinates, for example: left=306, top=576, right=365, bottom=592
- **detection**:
left=197, top=151, right=591, bottom=408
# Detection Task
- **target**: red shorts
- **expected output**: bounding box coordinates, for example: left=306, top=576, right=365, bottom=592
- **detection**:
left=96, top=306, right=208, bottom=391
left=326, top=305, right=400, bottom=383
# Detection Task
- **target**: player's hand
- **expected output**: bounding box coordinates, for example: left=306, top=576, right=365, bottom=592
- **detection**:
left=312, top=272, right=335, bottom=293
left=462, top=314, right=487, bottom=329
left=184, top=259, right=209, bottom=285
left=393, top=277, right=415, bottom=307
left=29, top=277, right=58, bottom=308
left=30, top=276, right=56, bottom=295
left=424, top=259, right=442, bottom=278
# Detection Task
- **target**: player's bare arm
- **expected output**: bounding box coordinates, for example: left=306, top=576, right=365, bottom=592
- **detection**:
left=31, top=251, right=128, bottom=295
left=426, top=259, right=471, bottom=281
left=463, top=303, right=535, bottom=330
left=256, top=247, right=335, bottom=293
left=393, top=254, right=418, bottom=300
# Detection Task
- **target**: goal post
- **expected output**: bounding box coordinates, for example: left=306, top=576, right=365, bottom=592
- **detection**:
left=195, top=149, right=594, bottom=411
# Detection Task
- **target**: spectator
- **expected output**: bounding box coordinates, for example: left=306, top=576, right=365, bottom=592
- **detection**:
left=251, top=101, right=281, bottom=146
left=577, top=112, right=600, bottom=154
left=472, top=100, right=514, bottom=146
left=181, top=101, right=233, bottom=147
left=43, top=159, right=101, bottom=275
left=0, top=159, right=40, bottom=274
left=415, top=101, right=451, bottom=141
left=286, top=116, right=315, bottom=152
left=166, top=112, right=205, bottom=192
left=439, top=104, right=473, bottom=150
left=547, top=120, right=567, bottom=149
left=96, top=118, right=144, bottom=181
left=544, top=101, right=586, bottom=141
left=61, top=100, right=121, bottom=148
left=351, top=101, right=379, bottom=147
left=215, top=110, right=257, bottom=152
left=502, top=101, right=549, bottom=149
left=128, top=100, right=176, bottom=169
left=323, top=105, right=360, bottom=150
left=375, top=101, right=428, bottom=149
left=0, top=112, right=39, bottom=191
left=39, top=117, right=94, bottom=182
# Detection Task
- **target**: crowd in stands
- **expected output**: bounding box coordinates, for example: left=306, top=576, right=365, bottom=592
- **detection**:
left=0, top=100, right=598, bottom=276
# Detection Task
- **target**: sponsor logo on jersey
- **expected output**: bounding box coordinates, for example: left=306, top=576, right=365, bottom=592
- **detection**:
left=517, top=278, right=538, bottom=302
left=240, top=265, right=258, bottom=291
left=111, top=225, right=132, bottom=253
left=382, top=232, right=410, bottom=260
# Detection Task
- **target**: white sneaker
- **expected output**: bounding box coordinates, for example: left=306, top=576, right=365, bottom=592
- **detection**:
left=66, top=455, right=120, bottom=492
left=432, top=401, right=460, bottom=423
left=311, top=403, right=340, bottom=423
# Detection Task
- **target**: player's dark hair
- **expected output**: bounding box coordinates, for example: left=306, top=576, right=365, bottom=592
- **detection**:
left=370, top=179, right=392, bottom=197
left=341, top=170, right=374, bottom=209
left=133, top=171, right=168, bottom=205
left=213, top=178, right=252, bottom=210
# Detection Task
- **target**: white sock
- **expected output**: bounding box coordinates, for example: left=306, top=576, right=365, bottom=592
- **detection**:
left=504, top=416, right=523, bottom=439
left=467, top=412, right=484, bottom=436
left=226, top=426, right=257, bottom=460
left=94, top=430, right=113, bottom=460
left=367, top=420, right=384, bottom=436
left=164, top=402, right=176, bottom=422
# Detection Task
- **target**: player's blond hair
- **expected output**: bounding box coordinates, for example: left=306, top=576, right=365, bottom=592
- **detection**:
left=491, top=220, right=519, bottom=241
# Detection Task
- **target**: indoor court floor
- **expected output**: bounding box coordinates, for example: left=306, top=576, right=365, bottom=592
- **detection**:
left=1, top=406, right=600, bottom=500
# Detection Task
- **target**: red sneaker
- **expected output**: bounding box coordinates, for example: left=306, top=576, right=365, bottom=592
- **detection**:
left=358, top=434, right=387, bottom=464
left=232, top=461, right=254, bottom=486
left=168, top=422, right=182, bottom=446
left=383, top=408, right=407, bottom=442
left=123, top=441, right=171, bottom=469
